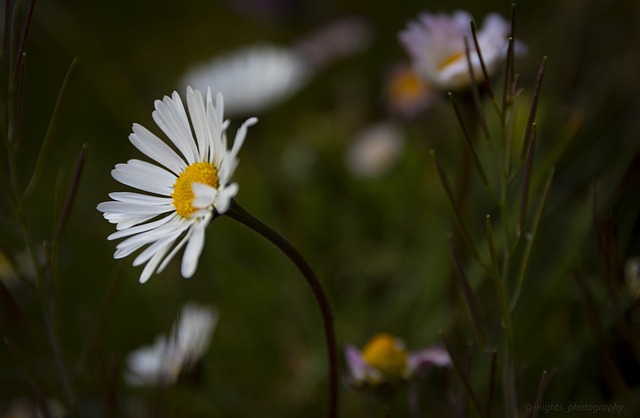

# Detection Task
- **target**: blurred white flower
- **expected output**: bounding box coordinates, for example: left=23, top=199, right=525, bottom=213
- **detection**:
left=97, top=87, right=257, bottom=283
left=345, top=333, right=450, bottom=389
left=625, top=256, right=640, bottom=297
left=346, top=122, right=404, bottom=178
left=399, top=11, right=518, bottom=90
left=181, top=44, right=311, bottom=116
left=294, top=16, right=373, bottom=69
left=1, top=398, right=65, bottom=418
left=126, top=302, right=219, bottom=386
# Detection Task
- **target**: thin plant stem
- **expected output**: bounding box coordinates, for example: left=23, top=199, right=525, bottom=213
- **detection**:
left=485, top=350, right=497, bottom=418
left=5, top=336, right=52, bottom=418
left=9, top=0, right=35, bottom=88
left=485, top=215, right=513, bottom=354
left=470, top=20, right=496, bottom=105
left=430, top=150, right=488, bottom=273
left=75, top=262, right=125, bottom=371
left=449, top=92, right=494, bottom=198
left=24, top=58, right=79, bottom=198
left=463, top=36, right=492, bottom=147
left=448, top=238, right=487, bottom=350
left=517, top=124, right=537, bottom=237
left=440, top=332, right=486, bottom=418
left=225, top=199, right=339, bottom=418
left=0, top=0, right=9, bottom=57
left=44, top=310, right=77, bottom=414
left=520, top=57, right=547, bottom=161
left=511, top=168, right=555, bottom=309
left=527, top=369, right=554, bottom=418
left=52, top=143, right=87, bottom=250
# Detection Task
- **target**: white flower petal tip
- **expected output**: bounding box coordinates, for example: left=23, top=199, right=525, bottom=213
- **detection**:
left=407, top=346, right=452, bottom=373
left=180, top=44, right=311, bottom=116
left=125, top=302, right=218, bottom=386
left=212, top=183, right=239, bottom=215
left=98, top=88, right=255, bottom=282
left=399, top=10, right=525, bottom=91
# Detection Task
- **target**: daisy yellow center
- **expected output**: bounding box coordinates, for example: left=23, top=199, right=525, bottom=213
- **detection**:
left=362, top=333, right=408, bottom=377
left=438, top=52, right=464, bottom=70
left=171, top=162, right=218, bottom=218
left=390, top=69, right=426, bottom=100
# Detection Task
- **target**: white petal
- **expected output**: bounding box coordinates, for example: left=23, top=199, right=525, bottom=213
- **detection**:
left=213, top=183, right=238, bottom=214
left=130, top=123, right=187, bottom=175
left=192, top=183, right=217, bottom=208
left=157, top=228, right=193, bottom=273
left=108, top=192, right=173, bottom=206
left=139, top=244, right=172, bottom=284
left=108, top=214, right=176, bottom=240
left=229, top=117, right=258, bottom=162
left=112, top=160, right=176, bottom=196
left=181, top=224, right=206, bottom=278
left=152, top=94, right=198, bottom=164
left=97, top=201, right=174, bottom=215
left=407, top=346, right=452, bottom=373
left=115, top=215, right=158, bottom=231
left=114, top=221, right=187, bottom=259
left=186, top=87, right=209, bottom=161
left=132, top=229, right=184, bottom=267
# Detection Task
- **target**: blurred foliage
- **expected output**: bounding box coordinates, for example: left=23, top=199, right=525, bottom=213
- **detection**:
left=1, top=0, right=639, bottom=417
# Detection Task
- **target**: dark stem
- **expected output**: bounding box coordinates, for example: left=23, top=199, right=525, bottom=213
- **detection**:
left=225, top=199, right=339, bottom=418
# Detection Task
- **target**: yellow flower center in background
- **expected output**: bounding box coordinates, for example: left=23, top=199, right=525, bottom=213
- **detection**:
left=362, top=333, right=408, bottom=377
left=172, top=162, right=218, bottom=218
left=390, top=68, right=427, bottom=100
left=437, top=51, right=464, bottom=71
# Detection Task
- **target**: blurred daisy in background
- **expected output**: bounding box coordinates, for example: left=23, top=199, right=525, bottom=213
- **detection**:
left=385, top=63, right=436, bottom=118
left=625, top=256, right=640, bottom=297
left=0, top=398, right=65, bottom=418
left=126, top=302, right=218, bottom=386
left=0, top=250, right=18, bottom=285
left=294, top=16, right=373, bottom=69
left=181, top=17, right=372, bottom=116
left=398, top=11, right=516, bottom=90
left=97, top=87, right=257, bottom=283
left=181, top=44, right=311, bottom=117
left=345, top=333, right=451, bottom=389
left=346, top=122, right=404, bottom=178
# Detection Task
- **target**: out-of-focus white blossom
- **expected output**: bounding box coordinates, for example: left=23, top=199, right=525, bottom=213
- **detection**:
left=181, top=44, right=311, bottom=116
left=294, top=17, right=373, bottom=69
left=181, top=17, right=372, bottom=116
left=399, top=11, right=520, bottom=90
left=125, top=302, right=218, bottom=386
left=625, top=256, right=640, bottom=297
left=346, top=122, right=404, bottom=178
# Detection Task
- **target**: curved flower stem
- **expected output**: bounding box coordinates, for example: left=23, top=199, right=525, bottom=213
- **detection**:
left=225, top=199, right=339, bottom=418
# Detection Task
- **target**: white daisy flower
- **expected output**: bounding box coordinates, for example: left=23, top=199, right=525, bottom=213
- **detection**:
left=346, top=122, right=405, bottom=178
left=180, top=44, right=311, bottom=116
left=345, top=333, right=451, bottom=389
left=399, top=11, right=517, bottom=90
left=126, top=302, right=219, bottom=386
left=97, top=87, right=257, bottom=283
